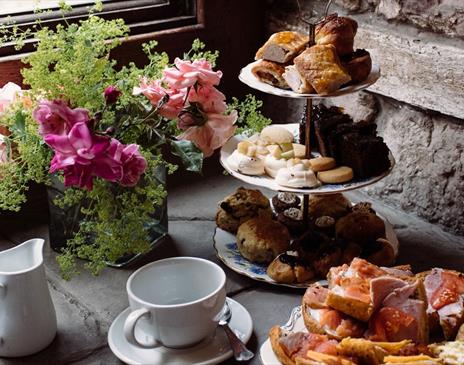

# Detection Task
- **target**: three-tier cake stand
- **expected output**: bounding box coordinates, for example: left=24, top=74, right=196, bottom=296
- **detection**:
left=214, top=20, right=397, bottom=289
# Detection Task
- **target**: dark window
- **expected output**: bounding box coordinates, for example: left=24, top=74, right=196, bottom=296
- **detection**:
left=0, top=0, right=197, bottom=56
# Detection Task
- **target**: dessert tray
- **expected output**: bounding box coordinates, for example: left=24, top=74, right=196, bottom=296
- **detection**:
left=239, top=61, right=380, bottom=99
left=220, top=123, right=395, bottom=195
left=213, top=215, right=398, bottom=289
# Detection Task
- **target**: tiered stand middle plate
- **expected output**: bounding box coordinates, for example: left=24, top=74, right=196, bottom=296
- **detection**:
left=214, top=62, right=396, bottom=288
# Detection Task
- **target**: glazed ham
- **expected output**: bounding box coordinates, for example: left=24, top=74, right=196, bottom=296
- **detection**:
left=424, top=268, right=464, bottom=339
left=303, top=284, right=366, bottom=339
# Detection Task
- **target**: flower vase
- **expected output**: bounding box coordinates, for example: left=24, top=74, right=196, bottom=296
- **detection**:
left=46, top=165, right=168, bottom=268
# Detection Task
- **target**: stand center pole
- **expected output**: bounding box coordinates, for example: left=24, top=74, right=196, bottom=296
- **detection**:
left=303, top=97, right=313, bottom=220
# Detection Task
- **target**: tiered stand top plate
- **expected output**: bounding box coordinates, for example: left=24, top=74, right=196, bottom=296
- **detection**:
left=220, top=123, right=395, bottom=194
left=239, top=61, right=380, bottom=99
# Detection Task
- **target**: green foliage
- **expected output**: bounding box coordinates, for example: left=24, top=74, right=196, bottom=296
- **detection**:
left=228, top=94, right=272, bottom=136
left=184, top=38, right=220, bottom=67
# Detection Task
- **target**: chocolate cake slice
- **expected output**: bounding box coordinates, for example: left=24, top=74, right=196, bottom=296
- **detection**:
left=311, top=104, right=391, bottom=178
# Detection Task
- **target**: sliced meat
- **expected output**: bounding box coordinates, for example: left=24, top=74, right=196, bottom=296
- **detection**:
left=303, top=284, right=329, bottom=309
left=279, top=331, right=339, bottom=360
left=370, top=276, right=412, bottom=310
left=382, top=281, right=418, bottom=308
left=366, top=307, right=417, bottom=342
left=382, top=266, right=414, bottom=277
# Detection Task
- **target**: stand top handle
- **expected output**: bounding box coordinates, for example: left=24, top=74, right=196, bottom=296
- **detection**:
left=296, top=0, right=333, bottom=45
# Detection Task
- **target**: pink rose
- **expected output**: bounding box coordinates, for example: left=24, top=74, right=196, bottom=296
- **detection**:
left=178, top=110, right=237, bottom=157
left=188, top=86, right=227, bottom=114
left=162, top=58, right=222, bottom=89
left=33, top=100, right=90, bottom=136
left=120, top=144, right=147, bottom=186
left=133, top=79, right=185, bottom=119
left=0, top=82, right=21, bottom=115
left=46, top=122, right=123, bottom=190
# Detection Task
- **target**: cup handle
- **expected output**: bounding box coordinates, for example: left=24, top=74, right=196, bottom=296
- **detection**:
left=0, top=283, right=6, bottom=299
left=123, top=308, right=161, bottom=349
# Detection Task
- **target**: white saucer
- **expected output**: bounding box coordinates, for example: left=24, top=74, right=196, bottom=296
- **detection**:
left=108, top=298, right=253, bottom=365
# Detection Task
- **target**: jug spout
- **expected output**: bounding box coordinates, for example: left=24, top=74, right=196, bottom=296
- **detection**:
left=0, top=238, right=45, bottom=274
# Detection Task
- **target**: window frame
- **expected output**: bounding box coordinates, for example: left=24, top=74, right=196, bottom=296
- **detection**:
left=0, top=0, right=197, bottom=57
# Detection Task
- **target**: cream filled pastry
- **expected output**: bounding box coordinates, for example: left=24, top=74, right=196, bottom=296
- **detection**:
left=227, top=150, right=265, bottom=175
left=275, top=163, right=320, bottom=188
left=264, top=154, right=288, bottom=178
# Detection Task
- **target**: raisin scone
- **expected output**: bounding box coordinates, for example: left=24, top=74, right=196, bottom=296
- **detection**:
left=215, top=187, right=272, bottom=233
left=236, top=217, right=290, bottom=263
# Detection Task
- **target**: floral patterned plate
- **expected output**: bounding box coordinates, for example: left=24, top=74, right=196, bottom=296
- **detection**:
left=213, top=215, right=398, bottom=289
left=220, top=123, right=395, bottom=195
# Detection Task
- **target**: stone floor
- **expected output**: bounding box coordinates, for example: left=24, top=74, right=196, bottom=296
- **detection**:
left=0, top=173, right=463, bottom=365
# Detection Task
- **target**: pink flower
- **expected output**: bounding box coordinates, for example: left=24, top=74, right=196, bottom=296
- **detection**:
left=178, top=111, right=237, bottom=157
left=133, top=79, right=185, bottom=119
left=0, top=82, right=21, bottom=115
left=163, top=58, right=222, bottom=89
left=120, top=144, right=147, bottom=186
left=188, top=86, right=227, bottom=114
left=104, top=86, right=121, bottom=104
left=33, top=100, right=90, bottom=136
left=46, top=122, right=123, bottom=190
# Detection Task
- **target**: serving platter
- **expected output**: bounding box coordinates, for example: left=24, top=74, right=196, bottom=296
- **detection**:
left=259, top=306, right=304, bottom=365
left=239, top=61, right=380, bottom=99
left=213, top=214, right=398, bottom=289
left=220, top=123, right=395, bottom=195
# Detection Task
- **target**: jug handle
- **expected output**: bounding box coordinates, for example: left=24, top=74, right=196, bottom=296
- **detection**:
left=0, top=283, right=6, bottom=299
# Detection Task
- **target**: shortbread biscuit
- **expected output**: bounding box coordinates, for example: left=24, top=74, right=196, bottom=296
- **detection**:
left=309, top=157, right=336, bottom=172
left=317, top=166, right=353, bottom=184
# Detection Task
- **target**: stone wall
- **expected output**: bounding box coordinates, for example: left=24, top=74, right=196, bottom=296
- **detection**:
left=264, top=0, right=464, bottom=236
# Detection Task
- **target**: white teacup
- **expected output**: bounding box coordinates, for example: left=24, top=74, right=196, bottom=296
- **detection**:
left=123, top=257, right=226, bottom=349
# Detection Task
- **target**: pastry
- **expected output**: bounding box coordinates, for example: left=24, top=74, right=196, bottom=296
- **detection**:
left=309, top=156, right=336, bottom=172
left=236, top=216, right=290, bottom=263
left=267, top=253, right=315, bottom=284
left=260, top=125, right=294, bottom=145
left=272, top=192, right=301, bottom=213
left=335, top=208, right=386, bottom=246
left=315, top=14, right=358, bottom=56
left=341, top=49, right=372, bottom=83
left=275, top=163, right=320, bottom=188
left=282, top=65, right=315, bottom=93
left=215, top=187, right=272, bottom=233
left=308, top=193, right=351, bottom=220
left=317, top=166, right=353, bottom=184
left=293, top=45, right=351, bottom=95
left=366, top=238, right=395, bottom=267
left=264, top=154, right=288, bottom=177
left=313, top=215, right=336, bottom=236
left=255, top=31, right=309, bottom=63
left=227, top=150, right=265, bottom=175
left=251, top=59, right=290, bottom=89
left=277, top=207, right=306, bottom=236
left=312, top=245, right=342, bottom=277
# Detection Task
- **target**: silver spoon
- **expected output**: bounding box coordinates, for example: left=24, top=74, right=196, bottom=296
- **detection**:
left=218, top=300, right=254, bottom=361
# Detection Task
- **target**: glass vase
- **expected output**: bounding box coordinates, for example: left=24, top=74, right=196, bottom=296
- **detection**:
left=47, top=165, right=168, bottom=268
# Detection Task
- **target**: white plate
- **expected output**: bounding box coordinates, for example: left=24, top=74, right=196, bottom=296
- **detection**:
left=239, top=61, right=380, bottom=99
left=220, top=123, right=395, bottom=194
left=259, top=306, right=305, bottom=365
left=213, top=215, right=398, bottom=289
left=108, top=298, right=253, bottom=365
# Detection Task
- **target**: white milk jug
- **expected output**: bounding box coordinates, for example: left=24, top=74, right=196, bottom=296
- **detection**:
left=0, top=238, right=57, bottom=357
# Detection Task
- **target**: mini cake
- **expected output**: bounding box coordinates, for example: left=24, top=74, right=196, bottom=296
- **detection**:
left=308, top=193, right=351, bottom=220
left=236, top=217, right=291, bottom=263
left=215, top=187, right=272, bottom=233
left=227, top=150, right=265, bottom=175
left=276, top=207, right=306, bottom=236
left=264, top=154, right=287, bottom=178
left=275, top=163, right=320, bottom=188
left=272, top=192, right=301, bottom=213
left=267, top=253, right=315, bottom=284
